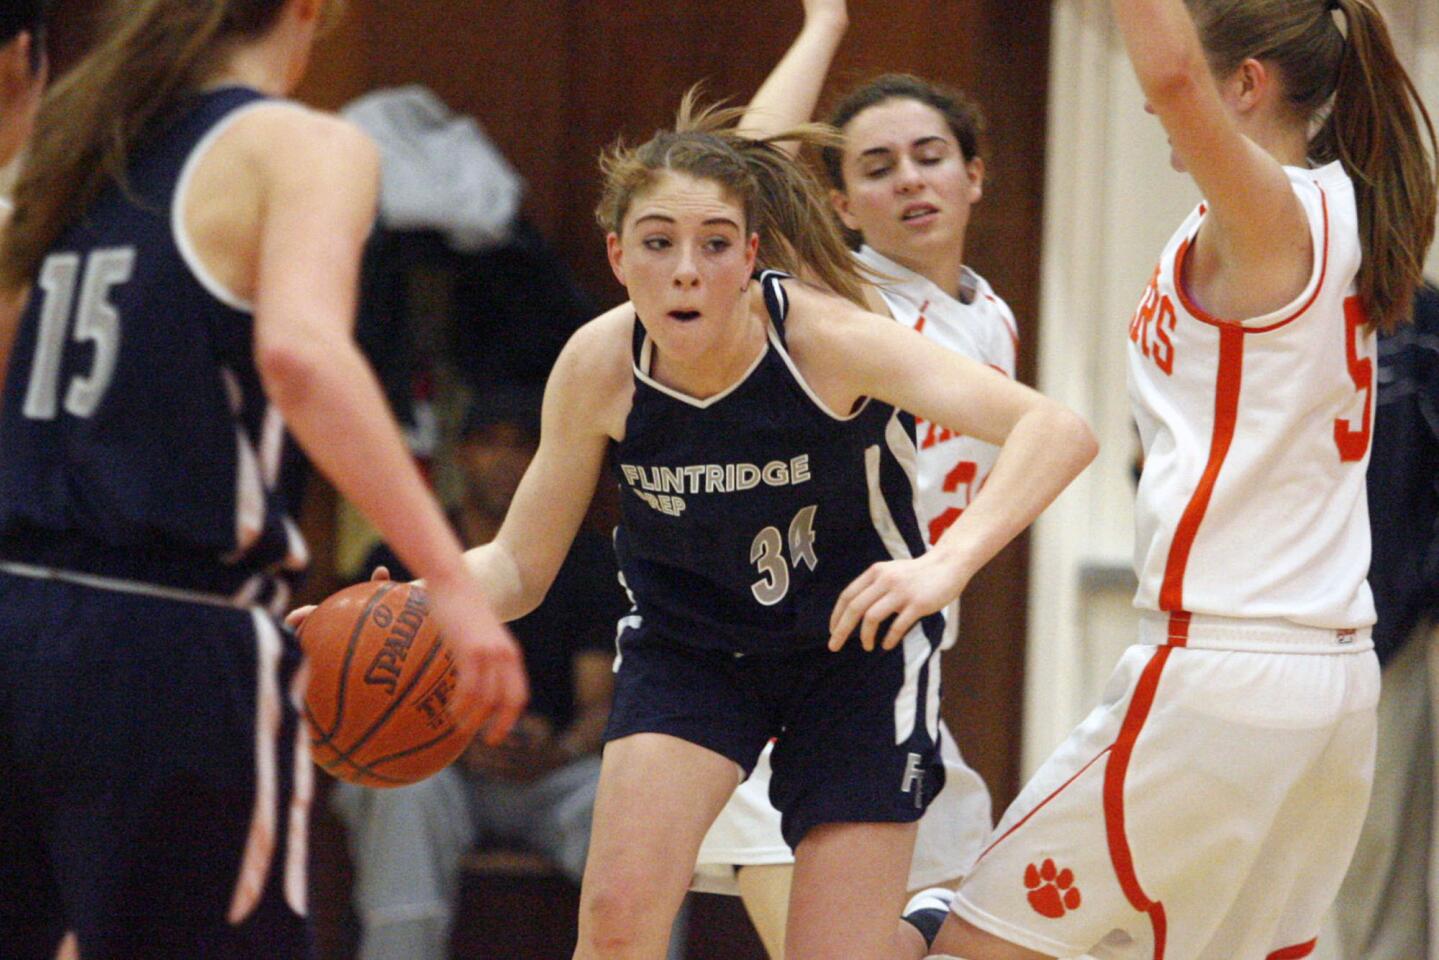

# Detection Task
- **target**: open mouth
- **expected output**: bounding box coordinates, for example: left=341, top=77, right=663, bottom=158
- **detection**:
left=902, top=204, right=939, bottom=222
left=668, top=310, right=702, bottom=322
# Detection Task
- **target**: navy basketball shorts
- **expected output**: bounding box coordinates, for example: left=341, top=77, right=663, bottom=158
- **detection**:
left=0, top=571, right=311, bottom=960
left=604, top=618, right=946, bottom=849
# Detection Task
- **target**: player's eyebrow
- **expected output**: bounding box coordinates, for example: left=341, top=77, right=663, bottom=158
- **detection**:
left=632, top=213, right=741, bottom=229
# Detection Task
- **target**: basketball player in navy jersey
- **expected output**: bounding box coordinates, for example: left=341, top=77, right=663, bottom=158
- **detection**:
left=421, top=97, right=1097, bottom=960
left=0, top=1, right=525, bottom=958
left=0, top=0, right=44, bottom=172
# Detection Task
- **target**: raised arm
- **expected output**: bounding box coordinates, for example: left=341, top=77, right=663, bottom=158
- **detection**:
left=464, top=305, right=632, bottom=620
left=244, top=107, right=526, bottom=739
left=1111, top=0, right=1312, bottom=317
left=739, top=0, right=848, bottom=155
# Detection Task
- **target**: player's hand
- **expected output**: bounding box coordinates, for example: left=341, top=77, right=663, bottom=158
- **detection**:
left=284, top=604, right=316, bottom=631
left=425, top=569, right=529, bottom=746
left=827, top=552, right=968, bottom=652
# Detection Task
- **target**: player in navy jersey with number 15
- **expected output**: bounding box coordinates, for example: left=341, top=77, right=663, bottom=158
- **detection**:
left=0, top=1, right=525, bottom=958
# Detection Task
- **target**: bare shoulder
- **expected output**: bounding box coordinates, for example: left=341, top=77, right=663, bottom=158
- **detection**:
left=778, top=276, right=892, bottom=363
left=762, top=278, right=894, bottom=411
left=217, top=104, right=379, bottom=188
left=547, top=302, right=636, bottom=441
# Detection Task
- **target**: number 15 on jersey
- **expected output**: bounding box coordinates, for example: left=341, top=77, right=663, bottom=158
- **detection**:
left=22, top=247, right=135, bottom=421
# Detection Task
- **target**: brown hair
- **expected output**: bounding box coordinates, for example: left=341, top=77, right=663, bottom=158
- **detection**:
left=820, top=73, right=987, bottom=191
left=596, top=90, right=868, bottom=308
left=1187, top=0, right=1438, bottom=332
left=0, top=0, right=338, bottom=290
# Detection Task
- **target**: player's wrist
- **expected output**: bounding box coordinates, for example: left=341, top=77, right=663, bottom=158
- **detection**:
left=802, top=8, right=847, bottom=36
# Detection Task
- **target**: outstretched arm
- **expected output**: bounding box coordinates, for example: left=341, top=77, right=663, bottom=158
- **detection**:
left=1111, top=0, right=1311, bottom=317
left=739, top=0, right=848, bottom=155
left=463, top=305, right=632, bottom=620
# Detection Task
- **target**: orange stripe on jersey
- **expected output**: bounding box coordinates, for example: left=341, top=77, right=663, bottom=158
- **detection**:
left=1267, top=939, right=1318, bottom=959
left=1160, top=325, right=1244, bottom=612
left=1173, top=185, right=1331, bottom=334
left=1103, top=645, right=1174, bottom=959
left=1166, top=610, right=1191, bottom=647
left=999, top=308, right=1020, bottom=359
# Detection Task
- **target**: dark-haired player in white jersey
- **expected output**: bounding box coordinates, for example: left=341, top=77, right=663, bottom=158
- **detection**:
left=0, top=1, right=525, bottom=957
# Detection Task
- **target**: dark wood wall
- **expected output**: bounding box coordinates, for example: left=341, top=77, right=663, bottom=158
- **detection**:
left=49, top=0, right=1051, bottom=807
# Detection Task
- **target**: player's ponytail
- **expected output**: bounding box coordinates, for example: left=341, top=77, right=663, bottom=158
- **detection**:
left=1310, top=0, right=1437, bottom=332
left=1186, top=0, right=1437, bottom=332
left=597, top=88, right=868, bottom=308
left=0, top=0, right=297, bottom=291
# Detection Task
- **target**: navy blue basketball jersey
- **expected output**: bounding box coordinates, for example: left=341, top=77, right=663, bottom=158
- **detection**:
left=0, top=87, right=307, bottom=599
left=613, top=270, right=944, bottom=655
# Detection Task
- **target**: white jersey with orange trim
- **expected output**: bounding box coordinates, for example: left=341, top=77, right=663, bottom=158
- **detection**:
left=1127, top=160, right=1376, bottom=633
left=856, top=245, right=1020, bottom=549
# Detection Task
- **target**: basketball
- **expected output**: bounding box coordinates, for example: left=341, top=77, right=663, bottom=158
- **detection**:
left=298, top=579, right=483, bottom=787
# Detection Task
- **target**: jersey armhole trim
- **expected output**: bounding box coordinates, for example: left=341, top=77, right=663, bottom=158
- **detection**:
left=765, top=320, right=870, bottom=422
left=1172, top=182, right=1331, bottom=334
left=171, top=100, right=307, bottom=315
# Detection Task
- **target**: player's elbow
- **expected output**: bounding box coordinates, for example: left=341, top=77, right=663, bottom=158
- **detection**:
left=1059, top=405, right=1100, bottom=471
left=1137, top=51, right=1208, bottom=114
left=255, top=334, right=331, bottom=411
left=1036, top=401, right=1099, bottom=474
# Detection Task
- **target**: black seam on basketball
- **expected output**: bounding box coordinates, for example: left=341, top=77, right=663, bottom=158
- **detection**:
left=317, top=580, right=399, bottom=744
left=325, top=619, right=450, bottom=765
left=320, top=725, right=461, bottom=785
left=316, top=749, right=410, bottom=786
left=363, top=726, right=459, bottom=769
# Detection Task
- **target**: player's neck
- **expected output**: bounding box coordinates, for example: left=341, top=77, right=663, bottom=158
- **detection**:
left=883, top=244, right=968, bottom=303
left=649, top=297, right=767, bottom=400
left=204, top=39, right=292, bottom=96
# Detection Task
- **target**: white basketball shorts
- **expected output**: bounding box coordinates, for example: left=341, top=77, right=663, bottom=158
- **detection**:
left=954, top=631, right=1378, bottom=960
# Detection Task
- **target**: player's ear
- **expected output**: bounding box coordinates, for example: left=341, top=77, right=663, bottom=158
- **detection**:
left=965, top=156, right=985, bottom=205
left=830, top=189, right=861, bottom=234
left=606, top=232, right=626, bottom=286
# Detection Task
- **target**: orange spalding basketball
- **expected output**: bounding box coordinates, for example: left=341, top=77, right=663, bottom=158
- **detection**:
left=298, top=580, right=481, bottom=787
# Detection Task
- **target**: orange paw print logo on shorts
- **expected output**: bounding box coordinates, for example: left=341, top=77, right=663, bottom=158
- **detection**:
left=1025, top=858, right=1081, bottom=918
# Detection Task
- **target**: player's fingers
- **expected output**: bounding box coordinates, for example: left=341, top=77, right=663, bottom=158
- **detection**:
left=284, top=604, right=317, bottom=631
left=858, top=592, right=901, bottom=652
left=369, top=565, right=391, bottom=582
left=486, top=665, right=528, bottom=746
left=829, top=579, right=886, bottom=651
left=880, top=606, right=921, bottom=650
left=829, top=566, right=877, bottom=633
